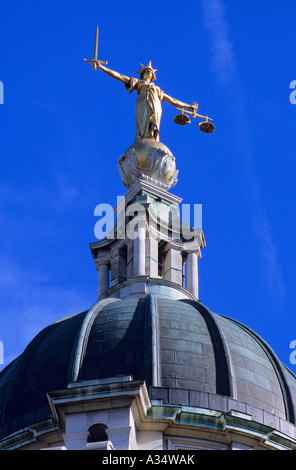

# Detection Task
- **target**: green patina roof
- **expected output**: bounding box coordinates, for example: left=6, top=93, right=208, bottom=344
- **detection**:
left=1, top=295, right=296, bottom=441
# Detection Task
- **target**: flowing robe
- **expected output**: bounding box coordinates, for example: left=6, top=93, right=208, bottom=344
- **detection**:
left=125, top=77, right=164, bottom=141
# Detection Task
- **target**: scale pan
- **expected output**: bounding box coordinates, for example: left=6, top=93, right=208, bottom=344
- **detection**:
left=199, top=121, right=215, bottom=133
left=174, top=114, right=191, bottom=125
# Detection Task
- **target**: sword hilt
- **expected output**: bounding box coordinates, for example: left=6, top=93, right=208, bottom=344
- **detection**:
left=84, top=58, right=108, bottom=70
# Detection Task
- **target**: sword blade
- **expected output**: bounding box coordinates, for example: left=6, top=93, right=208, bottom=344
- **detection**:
left=93, top=26, right=99, bottom=61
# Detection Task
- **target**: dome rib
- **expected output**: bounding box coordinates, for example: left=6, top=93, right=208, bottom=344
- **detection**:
left=224, top=316, right=296, bottom=425
left=144, top=294, right=161, bottom=387
left=181, top=299, right=233, bottom=397
left=76, top=298, right=147, bottom=383
left=68, top=298, right=121, bottom=383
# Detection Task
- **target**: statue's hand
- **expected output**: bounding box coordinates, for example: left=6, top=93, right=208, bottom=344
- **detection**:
left=92, top=60, right=104, bottom=71
left=190, top=102, right=198, bottom=111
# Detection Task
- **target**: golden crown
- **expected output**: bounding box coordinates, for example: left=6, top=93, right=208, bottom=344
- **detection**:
left=135, top=61, right=157, bottom=80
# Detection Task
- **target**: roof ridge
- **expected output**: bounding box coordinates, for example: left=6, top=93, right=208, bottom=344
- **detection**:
left=67, top=298, right=121, bottom=383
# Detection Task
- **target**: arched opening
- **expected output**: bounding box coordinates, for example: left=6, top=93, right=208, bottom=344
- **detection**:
left=87, top=423, right=108, bottom=443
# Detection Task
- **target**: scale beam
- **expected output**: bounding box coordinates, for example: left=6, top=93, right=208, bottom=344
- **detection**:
left=174, top=107, right=215, bottom=133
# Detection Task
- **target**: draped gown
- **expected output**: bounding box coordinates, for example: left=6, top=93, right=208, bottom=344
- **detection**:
left=125, top=77, right=164, bottom=141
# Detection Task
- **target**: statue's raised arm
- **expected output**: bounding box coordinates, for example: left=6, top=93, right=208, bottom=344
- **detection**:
left=84, top=28, right=213, bottom=140
left=84, top=27, right=214, bottom=192
left=162, top=93, right=198, bottom=113
left=93, top=61, right=130, bottom=87
left=93, top=60, right=198, bottom=142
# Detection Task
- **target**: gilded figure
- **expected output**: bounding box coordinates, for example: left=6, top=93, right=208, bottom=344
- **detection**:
left=93, top=60, right=198, bottom=142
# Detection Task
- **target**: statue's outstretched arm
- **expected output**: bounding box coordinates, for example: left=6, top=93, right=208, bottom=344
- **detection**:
left=162, top=92, right=198, bottom=111
left=93, top=62, right=130, bottom=86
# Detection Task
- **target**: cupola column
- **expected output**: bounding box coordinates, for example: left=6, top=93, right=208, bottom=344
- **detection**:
left=133, top=225, right=146, bottom=276
left=186, top=251, right=199, bottom=299
left=164, top=246, right=183, bottom=285
left=145, top=236, right=158, bottom=278
left=110, top=247, right=127, bottom=287
left=126, top=239, right=134, bottom=278
left=97, top=263, right=110, bottom=298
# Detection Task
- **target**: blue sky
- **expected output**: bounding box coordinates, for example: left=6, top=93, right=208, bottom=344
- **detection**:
left=0, top=0, right=295, bottom=373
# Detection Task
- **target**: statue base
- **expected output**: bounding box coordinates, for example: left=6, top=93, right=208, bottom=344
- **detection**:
left=118, top=138, right=178, bottom=191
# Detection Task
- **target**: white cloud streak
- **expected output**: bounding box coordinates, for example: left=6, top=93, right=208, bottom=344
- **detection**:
left=201, top=0, right=286, bottom=306
left=201, top=0, right=236, bottom=86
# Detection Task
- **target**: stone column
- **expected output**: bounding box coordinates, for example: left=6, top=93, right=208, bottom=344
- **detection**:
left=133, top=225, right=146, bottom=276
left=97, top=263, right=110, bottom=298
left=145, top=236, right=158, bottom=278
left=126, top=240, right=134, bottom=278
left=110, top=248, right=127, bottom=287
left=186, top=251, right=199, bottom=299
left=163, top=247, right=183, bottom=285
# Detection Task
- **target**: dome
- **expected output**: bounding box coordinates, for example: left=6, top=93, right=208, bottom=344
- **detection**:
left=1, top=295, right=296, bottom=441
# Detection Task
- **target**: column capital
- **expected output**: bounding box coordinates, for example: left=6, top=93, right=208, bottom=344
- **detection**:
left=95, top=255, right=110, bottom=270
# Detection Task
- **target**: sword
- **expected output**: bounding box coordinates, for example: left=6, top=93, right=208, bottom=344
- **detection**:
left=84, top=26, right=108, bottom=69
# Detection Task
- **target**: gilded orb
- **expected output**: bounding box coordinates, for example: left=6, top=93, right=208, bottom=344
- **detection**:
left=118, top=139, right=178, bottom=190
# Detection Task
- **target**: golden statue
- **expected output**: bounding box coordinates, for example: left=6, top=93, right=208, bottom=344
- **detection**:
left=84, top=27, right=214, bottom=190
left=84, top=27, right=214, bottom=143
left=94, top=60, right=199, bottom=142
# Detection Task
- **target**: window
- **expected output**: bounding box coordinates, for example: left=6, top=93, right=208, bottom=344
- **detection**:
left=87, top=424, right=108, bottom=443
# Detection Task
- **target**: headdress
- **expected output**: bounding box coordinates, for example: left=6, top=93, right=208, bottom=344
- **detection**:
left=135, top=61, right=157, bottom=80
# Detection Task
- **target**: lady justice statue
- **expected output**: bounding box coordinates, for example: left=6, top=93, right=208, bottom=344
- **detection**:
left=93, top=59, right=198, bottom=142
left=84, top=27, right=213, bottom=189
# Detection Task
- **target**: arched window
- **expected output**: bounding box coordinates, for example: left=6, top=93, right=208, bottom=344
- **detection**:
left=87, top=423, right=108, bottom=443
